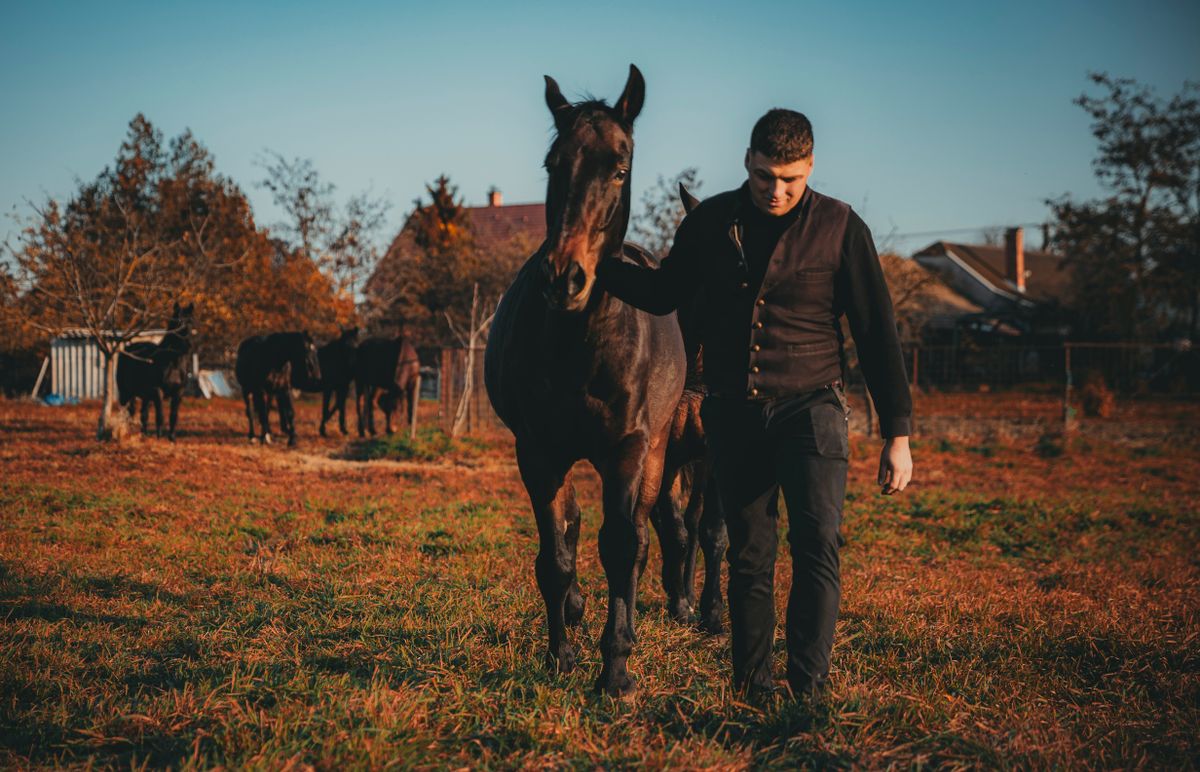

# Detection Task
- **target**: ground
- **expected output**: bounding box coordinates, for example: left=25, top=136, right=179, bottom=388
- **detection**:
left=1, top=396, right=1197, bottom=768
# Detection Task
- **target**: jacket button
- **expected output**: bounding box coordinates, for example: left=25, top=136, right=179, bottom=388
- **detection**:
left=740, top=282, right=749, bottom=290
left=752, top=344, right=761, bottom=352
left=756, top=299, right=765, bottom=306
left=751, top=366, right=760, bottom=374
left=749, top=388, right=759, bottom=397
left=754, top=321, right=763, bottom=329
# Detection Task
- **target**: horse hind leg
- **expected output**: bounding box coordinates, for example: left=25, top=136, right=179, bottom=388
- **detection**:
left=253, top=391, right=272, bottom=444
left=152, top=390, right=164, bottom=438
left=696, top=468, right=729, bottom=634
left=243, top=393, right=256, bottom=441
left=650, top=459, right=694, bottom=623
left=517, top=442, right=584, bottom=676
left=140, top=396, right=152, bottom=435
left=167, top=391, right=181, bottom=442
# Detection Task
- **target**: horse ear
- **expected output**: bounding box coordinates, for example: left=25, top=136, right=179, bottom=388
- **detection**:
left=679, top=183, right=700, bottom=214
left=544, top=75, right=571, bottom=132
left=615, top=64, right=645, bottom=126
left=184, top=303, right=194, bottom=314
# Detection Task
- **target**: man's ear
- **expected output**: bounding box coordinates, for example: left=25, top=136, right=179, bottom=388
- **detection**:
left=743, top=149, right=752, bottom=173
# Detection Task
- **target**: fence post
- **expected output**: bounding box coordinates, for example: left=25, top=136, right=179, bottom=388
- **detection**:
left=440, top=348, right=452, bottom=432
left=1062, top=343, right=1074, bottom=434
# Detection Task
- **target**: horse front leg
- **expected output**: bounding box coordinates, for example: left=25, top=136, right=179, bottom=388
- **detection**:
left=516, top=442, right=584, bottom=675
left=253, top=390, right=272, bottom=444
left=337, top=386, right=349, bottom=435
left=595, top=430, right=664, bottom=697
left=243, top=392, right=256, bottom=441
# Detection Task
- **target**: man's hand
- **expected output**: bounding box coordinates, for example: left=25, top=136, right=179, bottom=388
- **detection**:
left=878, top=436, right=912, bottom=495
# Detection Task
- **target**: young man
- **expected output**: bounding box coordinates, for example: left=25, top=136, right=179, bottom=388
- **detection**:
left=597, top=109, right=913, bottom=700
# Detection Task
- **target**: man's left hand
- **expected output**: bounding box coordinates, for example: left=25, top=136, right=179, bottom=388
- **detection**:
left=878, top=436, right=912, bottom=495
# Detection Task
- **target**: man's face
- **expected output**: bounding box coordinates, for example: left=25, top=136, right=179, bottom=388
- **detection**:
left=744, top=150, right=813, bottom=216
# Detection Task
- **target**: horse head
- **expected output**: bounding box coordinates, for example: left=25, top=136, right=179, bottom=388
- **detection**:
left=291, top=331, right=322, bottom=389
left=167, top=302, right=195, bottom=340
left=540, top=64, right=644, bottom=312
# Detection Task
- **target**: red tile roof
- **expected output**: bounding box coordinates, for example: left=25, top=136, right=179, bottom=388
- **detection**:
left=466, top=202, right=545, bottom=250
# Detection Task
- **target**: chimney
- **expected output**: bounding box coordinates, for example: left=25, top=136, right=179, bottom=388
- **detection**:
left=1005, top=226, right=1025, bottom=293
left=487, top=187, right=502, bottom=207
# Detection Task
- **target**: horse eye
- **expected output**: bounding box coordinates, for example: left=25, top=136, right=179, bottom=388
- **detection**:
left=614, top=168, right=628, bottom=183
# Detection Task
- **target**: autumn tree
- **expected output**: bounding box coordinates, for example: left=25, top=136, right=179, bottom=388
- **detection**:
left=1048, top=74, right=1200, bottom=339
left=631, top=168, right=703, bottom=256
left=7, top=115, right=234, bottom=438
left=365, top=176, right=528, bottom=346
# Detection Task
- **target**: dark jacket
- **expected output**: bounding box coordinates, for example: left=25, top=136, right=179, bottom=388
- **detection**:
left=598, top=184, right=912, bottom=438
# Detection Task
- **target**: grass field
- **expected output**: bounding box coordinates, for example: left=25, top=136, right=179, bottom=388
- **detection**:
left=1, top=397, right=1198, bottom=768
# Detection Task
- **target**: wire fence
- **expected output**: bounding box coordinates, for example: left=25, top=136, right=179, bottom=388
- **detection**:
left=431, top=341, right=1199, bottom=437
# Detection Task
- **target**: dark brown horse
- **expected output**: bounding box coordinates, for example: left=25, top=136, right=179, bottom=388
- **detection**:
left=117, top=302, right=194, bottom=441
left=355, top=335, right=420, bottom=437
left=485, top=65, right=687, bottom=696
left=235, top=331, right=322, bottom=447
left=651, top=185, right=729, bottom=634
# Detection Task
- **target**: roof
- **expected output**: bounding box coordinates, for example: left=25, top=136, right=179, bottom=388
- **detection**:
left=913, top=241, right=1071, bottom=304
left=465, top=202, right=544, bottom=250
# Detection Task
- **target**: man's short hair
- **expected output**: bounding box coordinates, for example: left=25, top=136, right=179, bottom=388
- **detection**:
left=749, top=109, right=814, bottom=162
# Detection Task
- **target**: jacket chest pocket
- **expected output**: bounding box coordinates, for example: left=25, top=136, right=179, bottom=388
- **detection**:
left=781, top=268, right=836, bottom=316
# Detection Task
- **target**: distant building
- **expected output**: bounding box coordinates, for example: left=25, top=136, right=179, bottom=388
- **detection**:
left=50, top=329, right=165, bottom=400
left=912, top=227, right=1073, bottom=340
left=469, top=188, right=544, bottom=251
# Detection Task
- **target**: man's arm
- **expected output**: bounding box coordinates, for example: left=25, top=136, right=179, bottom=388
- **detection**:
left=838, top=211, right=913, bottom=494
left=596, top=214, right=701, bottom=315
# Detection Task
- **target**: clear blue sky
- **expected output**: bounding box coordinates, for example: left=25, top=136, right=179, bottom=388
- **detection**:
left=2, top=0, right=1197, bottom=256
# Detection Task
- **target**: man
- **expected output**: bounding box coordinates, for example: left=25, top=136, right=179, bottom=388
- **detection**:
left=597, top=108, right=913, bottom=700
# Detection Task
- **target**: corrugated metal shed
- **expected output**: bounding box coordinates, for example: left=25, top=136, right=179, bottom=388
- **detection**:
left=50, top=329, right=165, bottom=400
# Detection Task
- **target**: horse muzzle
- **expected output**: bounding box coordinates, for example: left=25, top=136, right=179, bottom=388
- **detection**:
left=541, top=258, right=593, bottom=312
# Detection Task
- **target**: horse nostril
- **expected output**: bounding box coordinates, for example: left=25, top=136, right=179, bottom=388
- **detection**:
left=566, top=262, right=587, bottom=298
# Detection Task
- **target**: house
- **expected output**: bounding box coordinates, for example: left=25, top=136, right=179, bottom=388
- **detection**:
left=48, top=329, right=166, bottom=400
left=468, top=188, right=544, bottom=252
left=912, top=227, right=1073, bottom=340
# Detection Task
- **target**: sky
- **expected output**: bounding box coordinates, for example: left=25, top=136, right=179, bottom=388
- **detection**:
left=1, top=0, right=1197, bottom=257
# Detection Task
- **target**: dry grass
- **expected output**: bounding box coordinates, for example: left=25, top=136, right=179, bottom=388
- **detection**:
left=1, top=396, right=1197, bottom=769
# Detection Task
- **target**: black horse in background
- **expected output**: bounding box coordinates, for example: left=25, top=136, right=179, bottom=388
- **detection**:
left=117, top=302, right=195, bottom=441
left=485, top=65, right=688, bottom=696
left=235, top=332, right=322, bottom=446
left=316, top=327, right=359, bottom=437
left=651, top=185, right=729, bottom=634
left=355, top=335, right=421, bottom=437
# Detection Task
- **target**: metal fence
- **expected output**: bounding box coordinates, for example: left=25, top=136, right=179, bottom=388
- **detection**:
left=428, top=342, right=1198, bottom=436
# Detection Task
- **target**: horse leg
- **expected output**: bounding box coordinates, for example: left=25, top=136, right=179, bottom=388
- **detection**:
left=649, top=457, right=693, bottom=623
left=167, top=390, right=181, bottom=442
left=337, top=386, right=349, bottom=435
left=516, top=442, right=583, bottom=675
left=319, top=389, right=331, bottom=437
left=243, top=392, right=256, bottom=441
left=152, top=390, right=164, bottom=438
left=279, top=389, right=297, bottom=447
left=594, top=431, right=664, bottom=697
left=254, top=390, right=272, bottom=444
left=696, top=467, right=729, bottom=634
left=384, top=389, right=395, bottom=436
left=405, top=380, right=418, bottom=435
left=356, top=387, right=366, bottom=437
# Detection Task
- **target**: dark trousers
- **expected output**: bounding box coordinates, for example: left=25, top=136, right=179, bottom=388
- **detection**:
left=701, top=386, right=850, bottom=695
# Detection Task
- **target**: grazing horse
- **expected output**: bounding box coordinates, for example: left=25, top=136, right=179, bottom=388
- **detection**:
left=235, top=332, right=322, bottom=446
left=355, top=335, right=421, bottom=437
left=485, top=65, right=687, bottom=696
left=316, top=327, right=359, bottom=437
left=650, top=185, right=729, bottom=634
left=117, top=302, right=194, bottom=441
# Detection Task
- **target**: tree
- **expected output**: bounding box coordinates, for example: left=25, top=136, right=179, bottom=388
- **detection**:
left=365, top=175, right=527, bottom=346
left=7, top=115, right=231, bottom=439
left=631, top=168, right=702, bottom=256
left=1048, top=74, right=1200, bottom=339
left=256, top=151, right=390, bottom=301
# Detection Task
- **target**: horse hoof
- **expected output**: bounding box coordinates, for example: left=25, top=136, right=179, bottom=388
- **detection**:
left=287, top=436, right=297, bottom=448
left=595, top=668, right=637, bottom=698
left=565, top=590, right=586, bottom=627
left=546, top=645, right=577, bottom=675
left=319, top=427, right=327, bottom=438
left=263, top=434, right=273, bottom=445
left=698, top=604, right=725, bottom=635
left=667, top=599, right=694, bottom=624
